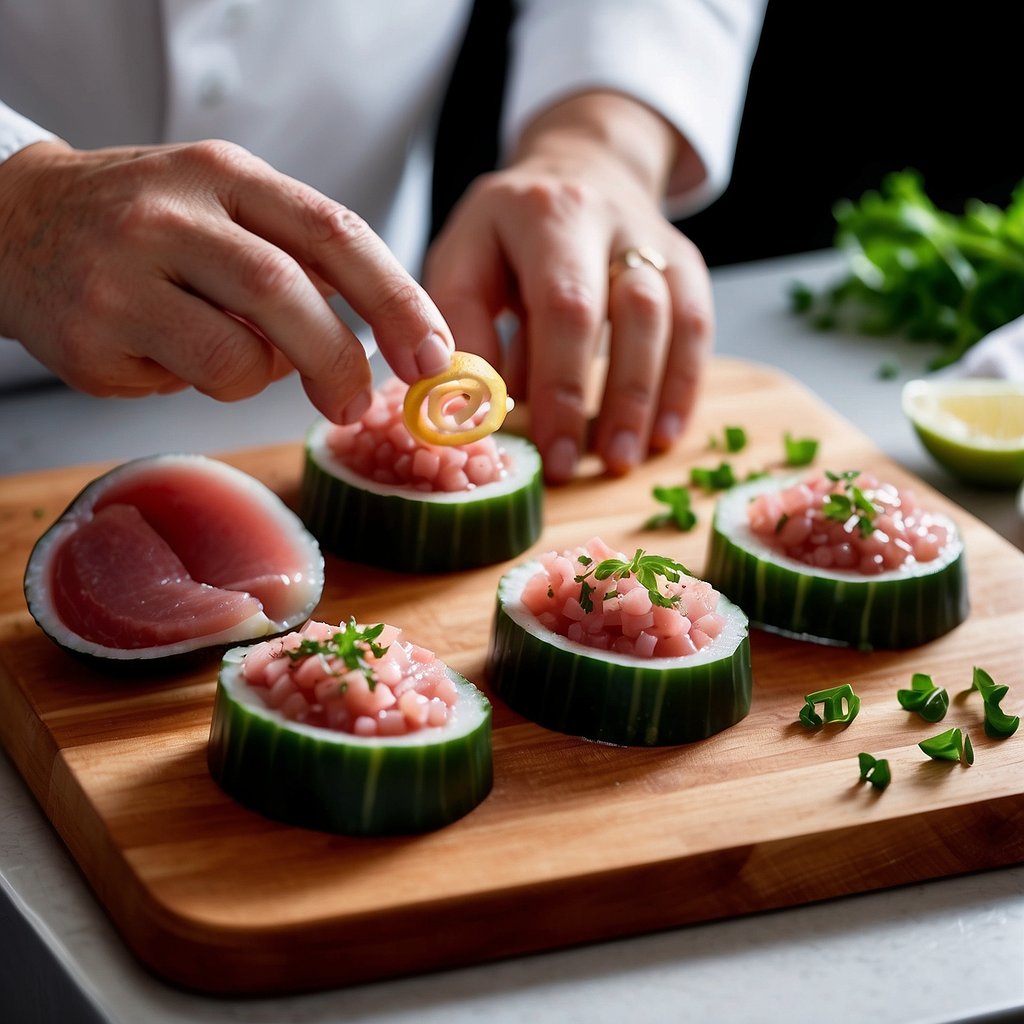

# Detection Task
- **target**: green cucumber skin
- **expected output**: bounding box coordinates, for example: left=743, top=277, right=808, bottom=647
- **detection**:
left=486, top=603, right=752, bottom=747
left=299, top=443, right=543, bottom=573
left=207, top=670, right=493, bottom=836
left=705, top=525, right=969, bottom=651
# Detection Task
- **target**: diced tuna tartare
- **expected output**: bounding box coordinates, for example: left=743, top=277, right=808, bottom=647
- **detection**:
left=746, top=470, right=951, bottom=575
left=518, top=537, right=727, bottom=659
left=241, top=620, right=458, bottom=736
left=326, top=378, right=512, bottom=492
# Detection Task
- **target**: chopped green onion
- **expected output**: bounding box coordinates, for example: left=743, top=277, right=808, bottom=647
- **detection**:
left=783, top=432, right=818, bottom=467
left=897, top=672, right=949, bottom=723
left=919, top=726, right=974, bottom=765
left=798, top=683, right=861, bottom=728
left=857, top=752, right=891, bottom=790
left=644, top=484, right=697, bottom=532
left=970, top=667, right=1020, bottom=739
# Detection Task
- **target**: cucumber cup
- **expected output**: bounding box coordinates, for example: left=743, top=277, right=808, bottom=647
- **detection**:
left=208, top=640, right=493, bottom=836
left=300, top=418, right=542, bottom=573
left=705, top=474, right=969, bottom=651
left=487, top=556, right=753, bottom=747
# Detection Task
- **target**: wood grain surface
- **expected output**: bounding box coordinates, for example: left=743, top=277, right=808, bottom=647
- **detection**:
left=1, top=357, right=1021, bottom=996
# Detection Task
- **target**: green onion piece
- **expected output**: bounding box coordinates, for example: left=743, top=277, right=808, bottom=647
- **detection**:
left=644, top=485, right=697, bottom=532
left=896, top=672, right=949, bottom=723
left=919, top=726, right=973, bottom=764
left=857, top=752, right=891, bottom=790
left=799, top=700, right=823, bottom=728
left=798, top=683, right=861, bottom=728
left=971, top=667, right=1020, bottom=739
left=690, top=462, right=737, bottom=492
left=784, top=432, right=818, bottom=467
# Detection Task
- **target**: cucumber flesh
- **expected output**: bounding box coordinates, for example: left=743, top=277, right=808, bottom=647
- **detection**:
left=705, top=475, right=969, bottom=651
left=208, top=646, right=493, bottom=836
left=487, top=560, right=752, bottom=747
left=300, top=420, right=543, bottom=573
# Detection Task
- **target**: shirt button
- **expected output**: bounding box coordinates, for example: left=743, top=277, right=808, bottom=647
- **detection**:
left=198, top=71, right=229, bottom=107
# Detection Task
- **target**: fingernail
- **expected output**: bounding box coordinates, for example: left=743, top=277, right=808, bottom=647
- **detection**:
left=607, top=429, right=641, bottom=473
left=415, top=332, right=454, bottom=377
left=545, top=436, right=579, bottom=482
left=340, top=389, right=372, bottom=425
left=652, top=411, right=683, bottom=450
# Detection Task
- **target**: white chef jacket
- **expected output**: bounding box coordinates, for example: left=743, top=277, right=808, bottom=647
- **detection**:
left=0, top=0, right=765, bottom=383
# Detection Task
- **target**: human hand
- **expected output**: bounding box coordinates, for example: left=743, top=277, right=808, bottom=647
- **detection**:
left=424, top=92, right=713, bottom=482
left=0, top=140, right=454, bottom=422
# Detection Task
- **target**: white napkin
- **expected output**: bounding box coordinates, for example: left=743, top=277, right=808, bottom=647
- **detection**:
left=946, top=314, right=1024, bottom=380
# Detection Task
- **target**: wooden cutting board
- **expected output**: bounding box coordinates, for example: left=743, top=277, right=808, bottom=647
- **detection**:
left=0, top=357, right=1021, bottom=996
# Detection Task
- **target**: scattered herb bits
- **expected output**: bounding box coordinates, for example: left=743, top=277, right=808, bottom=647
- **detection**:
left=784, top=433, right=819, bottom=467
left=799, top=683, right=861, bottom=728
left=919, top=727, right=974, bottom=765
left=690, top=462, right=737, bottom=492
left=857, top=752, right=891, bottom=791
left=896, top=672, right=949, bottom=723
left=710, top=426, right=747, bottom=453
left=644, top=485, right=697, bottom=532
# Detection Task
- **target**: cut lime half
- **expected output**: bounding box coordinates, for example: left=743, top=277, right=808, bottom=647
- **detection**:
left=902, top=378, right=1024, bottom=488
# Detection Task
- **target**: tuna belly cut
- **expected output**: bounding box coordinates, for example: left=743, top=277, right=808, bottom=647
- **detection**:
left=96, top=462, right=318, bottom=623
left=50, top=504, right=267, bottom=649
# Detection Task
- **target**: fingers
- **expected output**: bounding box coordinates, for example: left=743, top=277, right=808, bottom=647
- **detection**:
left=650, top=243, right=714, bottom=451
left=592, top=260, right=672, bottom=475
left=216, top=145, right=455, bottom=386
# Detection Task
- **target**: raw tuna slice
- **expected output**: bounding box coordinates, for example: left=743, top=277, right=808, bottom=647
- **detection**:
left=24, top=454, right=325, bottom=663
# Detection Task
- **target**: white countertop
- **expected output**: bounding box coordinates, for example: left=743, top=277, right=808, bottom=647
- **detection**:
left=1, top=251, right=1022, bottom=1024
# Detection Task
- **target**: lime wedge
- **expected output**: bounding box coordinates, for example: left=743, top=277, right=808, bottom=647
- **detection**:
left=902, top=378, right=1024, bottom=488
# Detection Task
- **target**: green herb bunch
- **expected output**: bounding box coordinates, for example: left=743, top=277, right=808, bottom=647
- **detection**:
left=790, top=169, right=1024, bottom=368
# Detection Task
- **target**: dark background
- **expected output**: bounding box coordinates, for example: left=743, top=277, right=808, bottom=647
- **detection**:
left=432, top=1, right=1021, bottom=268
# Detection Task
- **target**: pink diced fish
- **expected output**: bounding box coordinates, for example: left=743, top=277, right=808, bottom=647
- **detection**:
left=519, top=537, right=726, bottom=659
left=326, top=377, right=511, bottom=492
left=241, top=620, right=457, bottom=736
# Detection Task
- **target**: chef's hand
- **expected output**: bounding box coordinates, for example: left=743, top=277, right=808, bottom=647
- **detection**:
left=424, top=91, right=713, bottom=482
left=0, top=139, right=454, bottom=423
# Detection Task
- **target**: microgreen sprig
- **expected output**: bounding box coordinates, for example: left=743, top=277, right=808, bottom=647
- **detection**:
left=287, top=617, right=389, bottom=691
left=970, top=667, right=1020, bottom=739
left=822, top=469, right=879, bottom=538
left=897, top=672, right=949, bottom=723
left=857, top=752, right=891, bottom=791
left=798, top=683, right=861, bottom=728
left=574, top=548, right=690, bottom=615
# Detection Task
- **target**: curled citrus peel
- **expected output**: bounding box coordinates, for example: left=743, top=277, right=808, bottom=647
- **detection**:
left=402, top=351, right=512, bottom=446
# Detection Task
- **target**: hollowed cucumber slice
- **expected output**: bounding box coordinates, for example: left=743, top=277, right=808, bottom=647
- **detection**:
left=300, top=419, right=542, bottom=573
left=208, top=645, right=493, bottom=836
left=487, top=560, right=753, bottom=747
left=705, top=475, right=969, bottom=651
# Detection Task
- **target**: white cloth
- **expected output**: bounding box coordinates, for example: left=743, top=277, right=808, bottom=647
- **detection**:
left=946, top=315, right=1024, bottom=381
left=0, top=0, right=766, bottom=386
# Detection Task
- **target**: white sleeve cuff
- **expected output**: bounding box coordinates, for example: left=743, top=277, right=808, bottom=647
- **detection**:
left=0, top=101, right=57, bottom=163
left=502, top=0, right=766, bottom=217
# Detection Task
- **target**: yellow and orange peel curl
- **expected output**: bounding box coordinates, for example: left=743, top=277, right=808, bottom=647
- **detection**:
left=402, top=351, right=511, bottom=447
